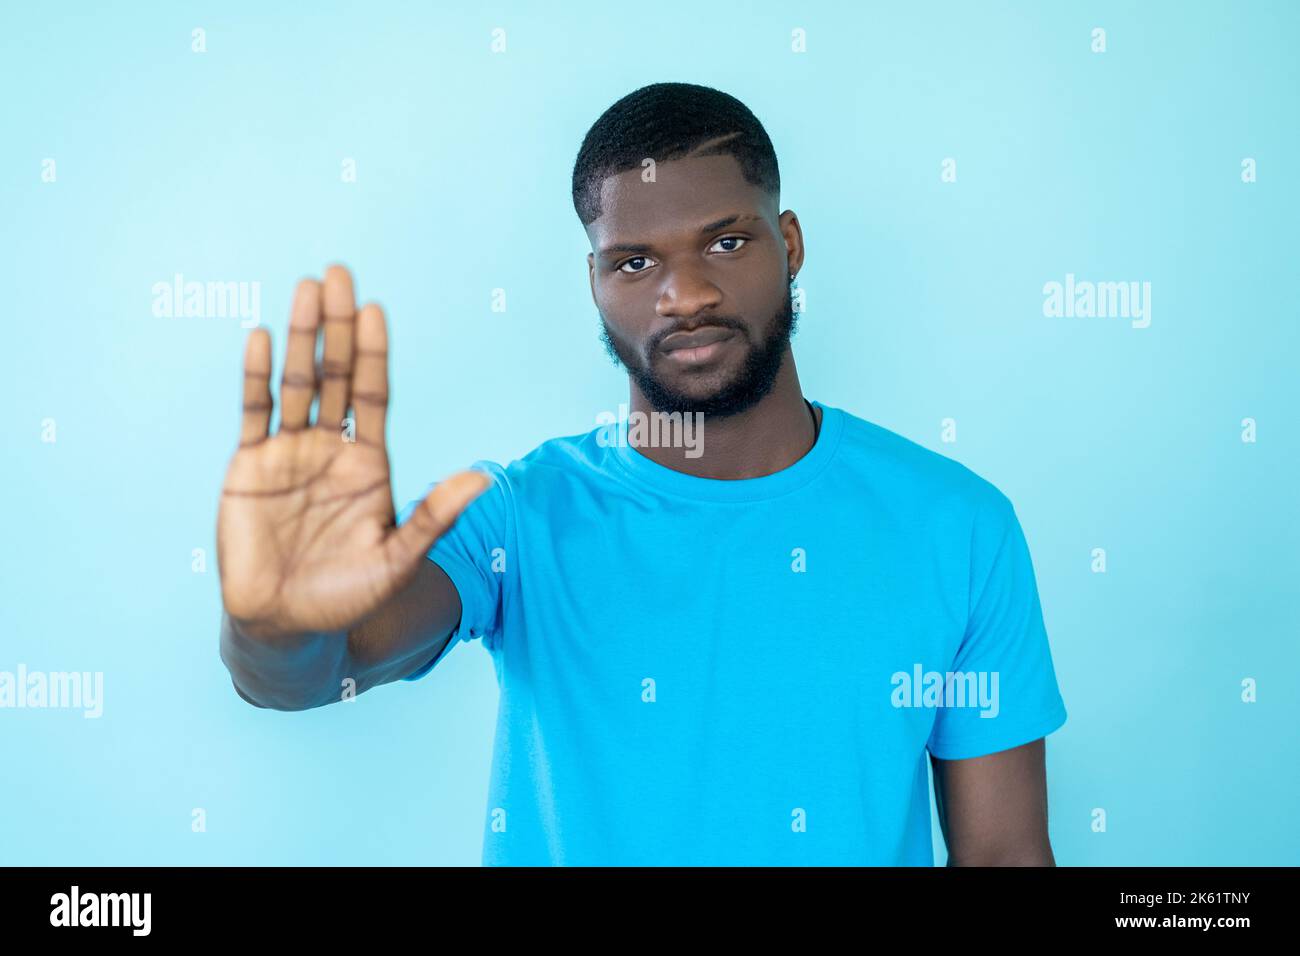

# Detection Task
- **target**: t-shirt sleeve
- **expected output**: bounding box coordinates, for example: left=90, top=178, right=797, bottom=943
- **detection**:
left=925, top=489, right=1068, bottom=760
left=394, top=460, right=510, bottom=681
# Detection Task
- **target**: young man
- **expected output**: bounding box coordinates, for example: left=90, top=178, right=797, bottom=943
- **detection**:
left=218, top=82, right=1068, bottom=866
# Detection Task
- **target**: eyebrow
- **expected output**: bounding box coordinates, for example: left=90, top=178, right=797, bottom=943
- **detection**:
left=597, top=213, right=765, bottom=259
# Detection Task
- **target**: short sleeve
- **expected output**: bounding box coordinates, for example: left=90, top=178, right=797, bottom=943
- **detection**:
left=395, top=460, right=510, bottom=681
left=925, top=490, right=1068, bottom=760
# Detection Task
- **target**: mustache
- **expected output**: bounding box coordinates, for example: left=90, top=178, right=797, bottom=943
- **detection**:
left=649, top=317, right=747, bottom=353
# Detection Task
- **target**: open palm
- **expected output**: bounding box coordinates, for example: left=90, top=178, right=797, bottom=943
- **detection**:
left=216, top=265, right=488, bottom=639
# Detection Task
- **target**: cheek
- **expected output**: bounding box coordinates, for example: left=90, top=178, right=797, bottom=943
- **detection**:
left=599, top=312, right=647, bottom=353
left=747, top=286, right=788, bottom=321
left=599, top=300, right=650, bottom=341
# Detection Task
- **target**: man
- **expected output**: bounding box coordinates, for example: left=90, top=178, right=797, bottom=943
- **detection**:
left=218, top=81, right=1068, bottom=866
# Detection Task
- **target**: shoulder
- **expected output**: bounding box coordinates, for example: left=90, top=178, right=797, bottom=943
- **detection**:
left=468, top=422, right=609, bottom=494
left=828, top=405, right=1014, bottom=522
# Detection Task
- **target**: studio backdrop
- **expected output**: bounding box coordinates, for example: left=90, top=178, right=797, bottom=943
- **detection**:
left=2, top=0, right=1296, bottom=865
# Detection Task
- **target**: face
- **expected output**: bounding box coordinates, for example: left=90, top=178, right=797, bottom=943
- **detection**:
left=586, top=153, right=804, bottom=417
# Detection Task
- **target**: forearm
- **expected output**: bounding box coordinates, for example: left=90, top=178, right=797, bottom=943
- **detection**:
left=218, top=559, right=463, bottom=710
left=218, top=611, right=352, bottom=711
left=339, top=558, right=464, bottom=686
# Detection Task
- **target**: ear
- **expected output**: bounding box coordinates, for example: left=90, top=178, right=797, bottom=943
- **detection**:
left=779, top=210, right=805, bottom=277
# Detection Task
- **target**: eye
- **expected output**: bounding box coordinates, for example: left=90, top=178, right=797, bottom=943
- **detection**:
left=710, top=235, right=747, bottom=253
left=618, top=255, right=656, bottom=274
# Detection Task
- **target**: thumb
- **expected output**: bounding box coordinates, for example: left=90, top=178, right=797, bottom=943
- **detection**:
left=385, top=469, right=492, bottom=571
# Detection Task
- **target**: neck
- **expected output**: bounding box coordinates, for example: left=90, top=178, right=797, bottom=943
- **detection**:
left=625, top=351, right=820, bottom=479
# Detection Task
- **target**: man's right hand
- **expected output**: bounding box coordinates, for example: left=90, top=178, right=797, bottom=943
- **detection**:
left=216, top=264, right=489, bottom=641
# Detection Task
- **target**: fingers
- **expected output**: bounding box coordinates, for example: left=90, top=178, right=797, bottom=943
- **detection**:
left=317, top=265, right=356, bottom=433
left=385, top=471, right=492, bottom=572
left=279, top=279, right=321, bottom=432
left=351, top=303, right=389, bottom=448
left=239, top=329, right=273, bottom=447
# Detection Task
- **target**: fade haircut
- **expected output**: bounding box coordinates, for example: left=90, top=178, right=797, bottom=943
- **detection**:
left=571, top=81, right=781, bottom=227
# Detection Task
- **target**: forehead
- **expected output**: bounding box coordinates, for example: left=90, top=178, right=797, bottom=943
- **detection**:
left=587, top=153, right=772, bottom=249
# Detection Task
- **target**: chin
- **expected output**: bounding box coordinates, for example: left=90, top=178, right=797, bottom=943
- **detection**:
left=655, top=371, right=736, bottom=401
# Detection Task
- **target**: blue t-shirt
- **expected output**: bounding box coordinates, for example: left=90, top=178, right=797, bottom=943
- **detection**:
left=395, top=400, right=1067, bottom=866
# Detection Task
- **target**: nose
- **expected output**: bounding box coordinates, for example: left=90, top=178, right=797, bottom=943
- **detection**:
left=655, top=266, right=723, bottom=323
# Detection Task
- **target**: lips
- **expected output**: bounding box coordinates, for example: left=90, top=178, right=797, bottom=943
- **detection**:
left=660, top=325, right=735, bottom=352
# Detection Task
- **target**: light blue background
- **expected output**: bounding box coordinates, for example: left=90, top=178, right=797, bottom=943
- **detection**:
left=2, top=1, right=1296, bottom=865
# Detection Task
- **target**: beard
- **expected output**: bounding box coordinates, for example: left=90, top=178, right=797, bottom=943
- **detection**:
left=598, top=283, right=799, bottom=418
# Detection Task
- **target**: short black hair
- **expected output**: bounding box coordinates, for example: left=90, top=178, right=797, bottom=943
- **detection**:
left=571, top=82, right=781, bottom=227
